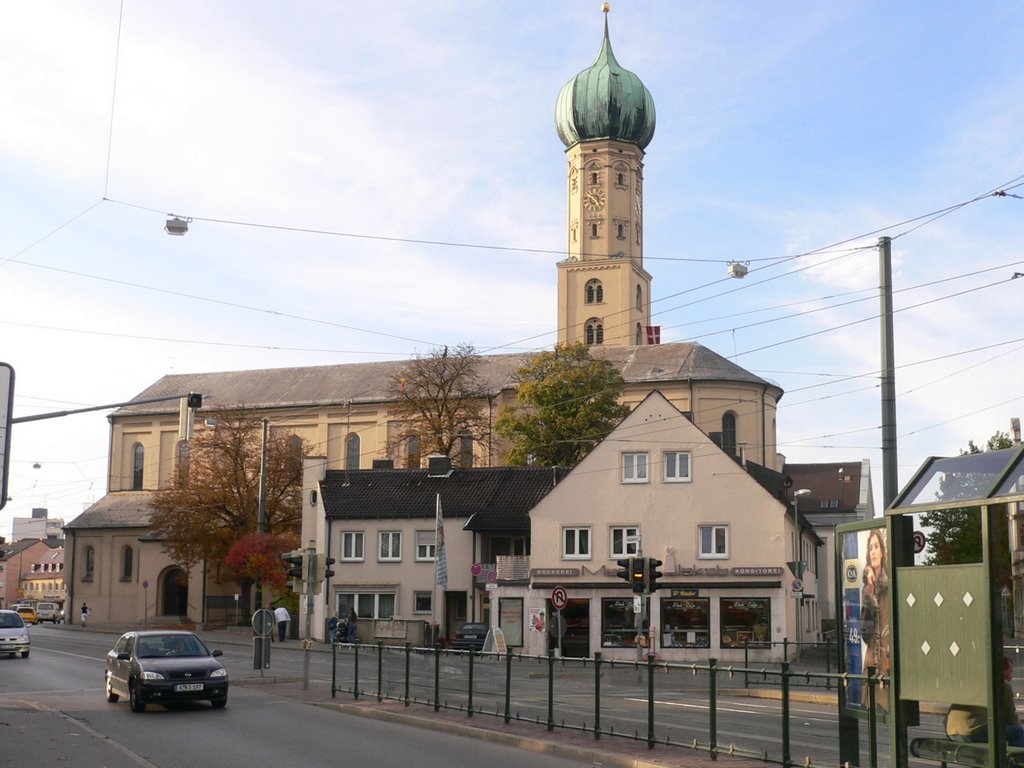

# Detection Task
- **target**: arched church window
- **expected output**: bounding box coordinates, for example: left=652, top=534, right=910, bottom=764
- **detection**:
left=345, top=433, right=360, bottom=471
left=617, top=223, right=625, bottom=239
left=585, top=319, right=604, bottom=346
left=85, top=546, right=95, bottom=580
left=636, top=323, right=643, bottom=345
left=121, top=546, right=133, bottom=580
left=585, top=279, right=603, bottom=304
left=722, top=412, right=737, bottom=456
left=132, top=443, right=144, bottom=491
left=407, top=435, right=420, bottom=469
left=636, top=285, right=643, bottom=311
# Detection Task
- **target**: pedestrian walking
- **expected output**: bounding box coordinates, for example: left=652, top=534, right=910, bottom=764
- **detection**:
left=346, top=608, right=358, bottom=643
left=80, top=603, right=90, bottom=627
left=274, top=605, right=290, bottom=643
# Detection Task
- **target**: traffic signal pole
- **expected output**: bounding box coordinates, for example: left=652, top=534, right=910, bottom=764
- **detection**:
left=303, top=541, right=315, bottom=690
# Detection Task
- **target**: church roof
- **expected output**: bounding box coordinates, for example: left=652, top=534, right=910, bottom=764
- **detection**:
left=555, top=14, right=656, bottom=150
left=64, top=491, right=156, bottom=529
left=113, top=342, right=780, bottom=416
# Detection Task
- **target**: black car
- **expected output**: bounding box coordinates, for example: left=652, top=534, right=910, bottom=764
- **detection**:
left=451, top=622, right=490, bottom=651
left=104, top=630, right=229, bottom=712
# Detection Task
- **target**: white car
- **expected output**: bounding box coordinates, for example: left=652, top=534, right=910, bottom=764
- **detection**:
left=0, top=609, right=30, bottom=658
left=35, top=602, right=61, bottom=623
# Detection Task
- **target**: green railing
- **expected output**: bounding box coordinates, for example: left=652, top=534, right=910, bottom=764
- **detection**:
left=329, top=641, right=887, bottom=767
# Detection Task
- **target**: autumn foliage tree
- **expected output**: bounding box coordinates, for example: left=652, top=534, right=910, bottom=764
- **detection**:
left=223, top=531, right=298, bottom=594
left=386, top=343, right=489, bottom=466
left=496, top=343, right=630, bottom=467
left=150, top=410, right=304, bottom=605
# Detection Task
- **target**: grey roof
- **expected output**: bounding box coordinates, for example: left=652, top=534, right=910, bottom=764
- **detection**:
left=319, top=466, right=570, bottom=532
left=114, top=342, right=780, bottom=416
left=64, top=492, right=156, bottom=530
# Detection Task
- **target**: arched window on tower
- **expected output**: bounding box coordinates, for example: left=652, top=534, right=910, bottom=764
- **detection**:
left=84, top=546, right=95, bottom=580
left=132, top=443, right=144, bottom=491
left=636, top=285, right=643, bottom=311
left=636, top=323, right=643, bottom=346
left=585, top=279, right=603, bottom=304
left=722, top=412, right=737, bottom=456
left=407, top=435, right=421, bottom=469
left=121, top=546, right=133, bottom=581
left=585, top=319, right=604, bottom=346
left=345, top=433, right=360, bottom=471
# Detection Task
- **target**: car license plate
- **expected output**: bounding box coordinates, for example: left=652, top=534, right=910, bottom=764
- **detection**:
left=175, top=683, right=204, bottom=692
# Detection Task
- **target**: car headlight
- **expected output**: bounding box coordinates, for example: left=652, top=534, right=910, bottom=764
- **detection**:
left=140, top=670, right=165, bottom=680
left=210, top=667, right=227, bottom=678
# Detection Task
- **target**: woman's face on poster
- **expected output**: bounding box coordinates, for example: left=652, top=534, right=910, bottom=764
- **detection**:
left=868, top=533, right=884, bottom=571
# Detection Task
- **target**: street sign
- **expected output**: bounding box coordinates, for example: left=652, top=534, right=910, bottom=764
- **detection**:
left=251, top=608, right=274, bottom=636
left=551, top=585, right=568, bottom=610
left=912, top=530, right=926, bottom=554
left=792, top=578, right=803, bottom=598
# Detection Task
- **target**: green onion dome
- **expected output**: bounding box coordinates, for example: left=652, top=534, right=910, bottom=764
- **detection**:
left=555, top=14, right=656, bottom=150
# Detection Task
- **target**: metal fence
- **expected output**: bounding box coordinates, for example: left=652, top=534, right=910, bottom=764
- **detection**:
left=329, top=640, right=889, bottom=768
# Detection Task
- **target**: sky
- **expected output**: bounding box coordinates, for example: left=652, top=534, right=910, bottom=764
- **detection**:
left=2, top=2, right=1024, bottom=540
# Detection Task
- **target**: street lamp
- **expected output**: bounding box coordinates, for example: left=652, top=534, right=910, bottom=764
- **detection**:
left=790, top=488, right=811, bottom=578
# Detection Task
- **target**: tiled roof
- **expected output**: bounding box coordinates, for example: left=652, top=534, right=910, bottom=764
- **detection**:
left=319, top=466, right=570, bottom=532
left=64, top=492, right=157, bottom=529
left=784, top=461, right=864, bottom=511
left=113, top=342, right=780, bottom=416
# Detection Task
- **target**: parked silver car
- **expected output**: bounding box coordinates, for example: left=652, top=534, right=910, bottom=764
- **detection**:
left=0, top=609, right=30, bottom=658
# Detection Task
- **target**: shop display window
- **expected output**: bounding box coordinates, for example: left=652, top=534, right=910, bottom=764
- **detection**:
left=720, top=597, right=771, bottom=648
left=601, top=598, right=641, bottom=647
left=660, top=597, right=710, bottom=648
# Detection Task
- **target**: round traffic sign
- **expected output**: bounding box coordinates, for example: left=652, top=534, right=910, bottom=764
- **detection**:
left=551, top=585, right=568, bottom=610
left=913, top=530, right=927, bottom=554
left=792, top=579, right=803, bottom=592
left=251, top=608, right=275, bottom=636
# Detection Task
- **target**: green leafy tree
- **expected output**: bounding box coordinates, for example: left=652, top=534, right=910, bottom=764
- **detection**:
left=150, top=410, right=305, bottom=611
left=919, top=430, right=1013, bottom=583
left=386, top=343, right=488, bottom=467
left=495, top=342, right=630, bottom=467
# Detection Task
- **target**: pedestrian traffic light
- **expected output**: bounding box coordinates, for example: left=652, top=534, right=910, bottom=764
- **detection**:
left=281, top=550, right=305, bottom=592
left=647, top=558, right=664, bottom=593
left=615, top=557, right=632, bottom=583
left=631, top=557, right=647, bottom=594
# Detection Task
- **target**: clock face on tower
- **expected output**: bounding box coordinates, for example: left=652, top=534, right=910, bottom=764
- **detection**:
left=583, top=186, right=606, bottom=212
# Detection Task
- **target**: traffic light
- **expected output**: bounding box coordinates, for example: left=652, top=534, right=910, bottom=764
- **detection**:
left=631, top=557, right=647, bottom=594
left=646, top=558, right=664, bottom=593
left=615, top=557, right=632, bottom=583
left=323, top=555, right=335, bottom=580
left=281, top=550, right=305, bottom=592
left=178, top=392, right=203, bottom=440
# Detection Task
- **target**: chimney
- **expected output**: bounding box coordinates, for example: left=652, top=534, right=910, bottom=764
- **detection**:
left=428, top=455, right=452, bottom=477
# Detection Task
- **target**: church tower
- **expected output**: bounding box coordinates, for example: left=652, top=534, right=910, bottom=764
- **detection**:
left=555, top=7, right=656, bottom=348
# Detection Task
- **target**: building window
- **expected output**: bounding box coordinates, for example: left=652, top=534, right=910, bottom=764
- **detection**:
left=459, top=433, right=474, bottom=468
left=699, top=525, right=729, bottom=559
left=132, top=443, right=144, bottom=490
left=406, top=435, right=420, bottom=468
left=121, top=546, right=133, bottom=581
left=722, top=412, right=737, bottom=456
left=84, top=546, right=95, bottom=580
left=413, top=591, right=432, bottom=614
left=664, top=451, right=692, bottom=482
left=345, top=433, right=360, bottom=471
left=622, top=452, right=649, bottom=483
left=589, top=170, right=600, bottom=185
left=616, top=222, right=625, bottom=239
left=337, top=592, right=396, bottom=620
left=585, top=279, right=603, bottom=304
left=636, top=285, right=642, bottom=311
left=341, top=531, right=364, bottom=561
left=635, top=323, right=642, bottom=345
left=601, top=597, right=642, bottom=647
left=176, top=440, right=190, bottom=483
left=415, top=530, right=436, bottom=561
left=378, top=531, right=401, bottom=562
left=661, top=597, right=710, bottom=648
left=585, top=319, right=604, bottom=346
left=590, top=222, right=599, bottom=239
left=720, top=597, right=771, bottom=648
left=616, top=170, right=626, bottom=186
left=562, top=527, right=591, bottom=559
left=610, top=526, right=640, bottom=558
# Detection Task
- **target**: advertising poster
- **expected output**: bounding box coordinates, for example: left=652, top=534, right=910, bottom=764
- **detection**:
left=530, top=607, right=546, bottom=633
left=839, top=522, right=889, bottom=717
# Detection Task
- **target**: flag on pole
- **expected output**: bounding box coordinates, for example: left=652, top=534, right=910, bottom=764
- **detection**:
left=435, top=493, right=448, bottom=590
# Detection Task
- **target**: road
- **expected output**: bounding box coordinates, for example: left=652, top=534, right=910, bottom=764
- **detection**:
left=1, top=626, right=595, bottom=768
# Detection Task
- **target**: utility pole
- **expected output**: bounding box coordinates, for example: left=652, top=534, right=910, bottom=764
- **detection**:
left=255, top=419, right=269, bottom=611
left=879, top=236, right=898, bottom=508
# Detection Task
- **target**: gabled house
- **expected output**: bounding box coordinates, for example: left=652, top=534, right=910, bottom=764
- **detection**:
left=301, top=457, right=570, bottom=643
left=0, top=537, right=61, bottom=609
left=493, top=391, right=821, bottom=662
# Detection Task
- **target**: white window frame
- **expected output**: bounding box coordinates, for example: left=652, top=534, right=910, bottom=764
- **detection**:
left=341, top=531, right=365, bottom=562
left=622, top=452, right=649, bottom=483
left=698, top=524, right=729, bottom=559
left=413, top=591, right=432, bottom=614
left=562, top=527, right=592, bottom=560
left=415, top=530, right=436, bottom=562
left=378, top=531, right=402, bottom=562
left=610, top=526, right=640, bottom=558
left=664, top=451, right=692, bottom=482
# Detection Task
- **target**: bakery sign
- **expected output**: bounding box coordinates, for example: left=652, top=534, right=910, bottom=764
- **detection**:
left=531, top=568, right=581, bottom=577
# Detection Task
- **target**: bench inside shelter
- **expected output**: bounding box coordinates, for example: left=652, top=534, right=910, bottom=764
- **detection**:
left=911, top=738, right=1024, bottom=768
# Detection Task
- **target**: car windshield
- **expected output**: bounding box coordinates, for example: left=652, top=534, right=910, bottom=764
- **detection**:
left=137, top=635, right=206, bottom=658
left=0, top=613, right=25, bottom=628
